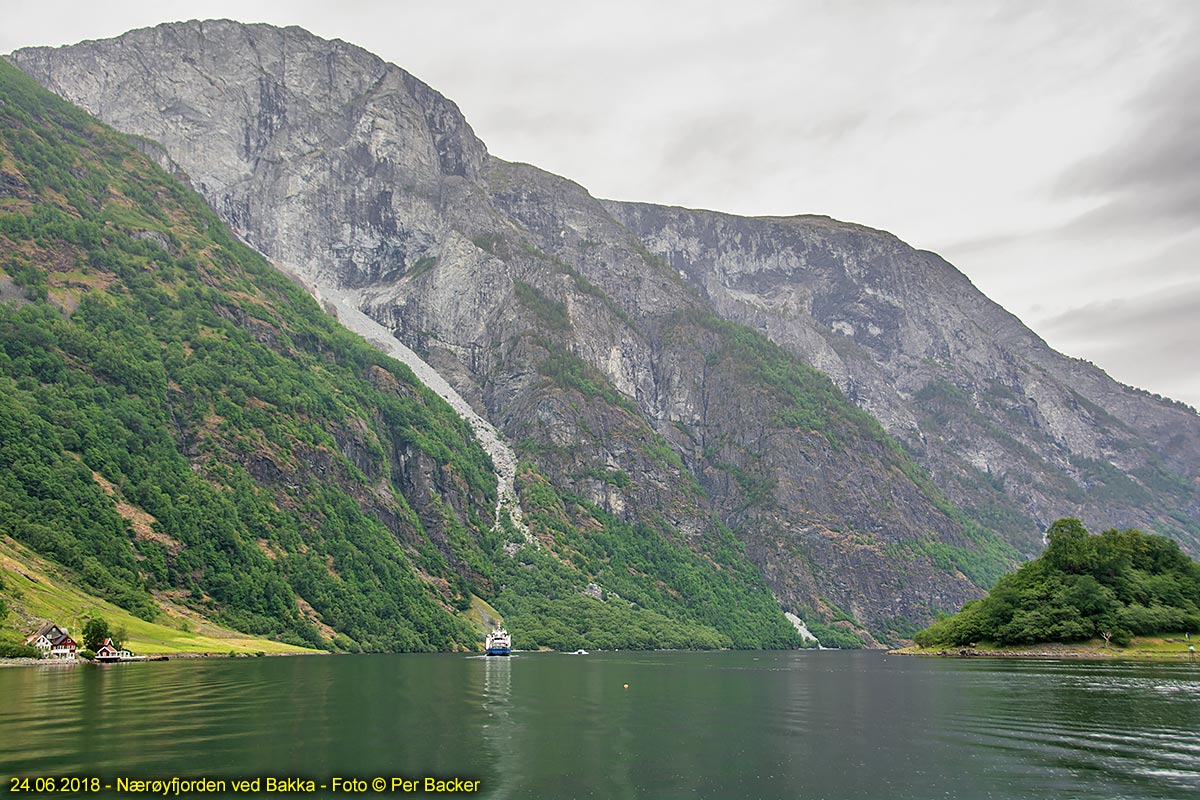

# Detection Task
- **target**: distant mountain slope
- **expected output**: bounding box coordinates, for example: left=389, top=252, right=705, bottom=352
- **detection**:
left=10, top=20, right=1198, bottom=642
left=605, top=203, right=1200, bottom=553
left=0, top=58, right=795, bottom=652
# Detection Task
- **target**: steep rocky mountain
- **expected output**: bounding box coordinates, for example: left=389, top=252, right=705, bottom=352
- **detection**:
left=0, top=59, right=795, bottom=652
left=9, top=20, right=1198, bottom=643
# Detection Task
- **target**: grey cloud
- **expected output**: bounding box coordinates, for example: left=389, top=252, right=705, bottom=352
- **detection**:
left=1041, top=284, right=1200, bottom=343
left=476, top=106, right=598, bottom=140
left=1054, top=30, right=1200, bottom=233
left=942, top=226, right=1200, bottom=289
left=1038, top=282, right=1200, bottom=406
left=936, top=226, right=1050, bottom=256
left=1084, top=232, right=1200, bottom=287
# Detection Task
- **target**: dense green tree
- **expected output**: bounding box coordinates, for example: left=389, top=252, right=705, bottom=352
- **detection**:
left=82, top=617, right=111, bottom=651
left=915, top=519, right=1200, bottom=647
left=1043, top=517, right=1094, bottom=574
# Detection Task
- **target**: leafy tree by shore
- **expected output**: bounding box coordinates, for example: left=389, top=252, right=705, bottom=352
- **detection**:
left=82, top=617, right=112, bottom=651
left=915, top=518, right=1200, bottom=648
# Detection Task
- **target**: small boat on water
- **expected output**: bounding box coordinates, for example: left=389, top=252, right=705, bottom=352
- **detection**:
left=485, top=628, right=511, bottom=656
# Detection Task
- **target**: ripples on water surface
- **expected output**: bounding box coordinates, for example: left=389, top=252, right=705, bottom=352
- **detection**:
left=1, top=652, right=1197, bottom=799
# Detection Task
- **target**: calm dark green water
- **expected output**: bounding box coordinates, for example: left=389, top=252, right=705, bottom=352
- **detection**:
left=1, top=651, right=1198, bottom=799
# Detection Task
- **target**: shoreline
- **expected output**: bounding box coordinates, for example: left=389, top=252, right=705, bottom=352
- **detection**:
left=890, top=644, right=1200, bottom=662
left=0, top=649, right=328, bottom=668
left=0, top=656, right=82, bottom=668
left=11, top=645, right=1192, bottom=668
left=0, top=647, right=823, bottom=668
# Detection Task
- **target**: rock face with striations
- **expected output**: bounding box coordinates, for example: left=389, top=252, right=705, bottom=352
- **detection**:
left=11, top=20, right=1199, bottom=642
left=603, top=204, right=1200, bottom=555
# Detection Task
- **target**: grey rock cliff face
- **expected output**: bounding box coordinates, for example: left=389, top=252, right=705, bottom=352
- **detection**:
left=604, top=204, right=1200, bottom=553
left=12, top=20, right=1198, bottom=640
left=12, top=20, right=487, bottom=292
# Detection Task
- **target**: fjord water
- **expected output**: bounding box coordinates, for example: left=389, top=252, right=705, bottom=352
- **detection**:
left=1, top=652, right=1197, bottom=799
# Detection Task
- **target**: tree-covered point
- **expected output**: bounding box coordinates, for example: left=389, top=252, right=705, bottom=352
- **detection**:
left=915, top=519, right=1200, bottom=648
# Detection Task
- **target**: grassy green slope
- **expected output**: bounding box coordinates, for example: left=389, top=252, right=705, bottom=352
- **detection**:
left=0, top=536, right=314, bottom=655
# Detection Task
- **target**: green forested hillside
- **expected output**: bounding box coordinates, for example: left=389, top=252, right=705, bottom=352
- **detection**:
left=915, top=519, right=1200, bottom=647
left=491, top=466, right=799, bottom=650
left=0, top=60, right=797, bottom=651
left=0, top=59, right=501, bottom=651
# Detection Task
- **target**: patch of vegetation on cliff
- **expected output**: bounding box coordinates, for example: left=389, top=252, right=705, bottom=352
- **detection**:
left=914, top=519, right=1200, bottom=648
left=513, top=279, right=569, bottom=331
left=804, top=621, right=867, bottom=649
left=915, top=378, right=1085, bottom=507
left=536, top=344, right=638, bottom=415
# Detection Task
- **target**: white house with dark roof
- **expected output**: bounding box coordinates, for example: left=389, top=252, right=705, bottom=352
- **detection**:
left=22, top=623, right=77, bottom=660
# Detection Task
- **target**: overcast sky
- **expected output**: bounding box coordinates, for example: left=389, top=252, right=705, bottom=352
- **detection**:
left=4, top=1, right=1198, bottom=407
